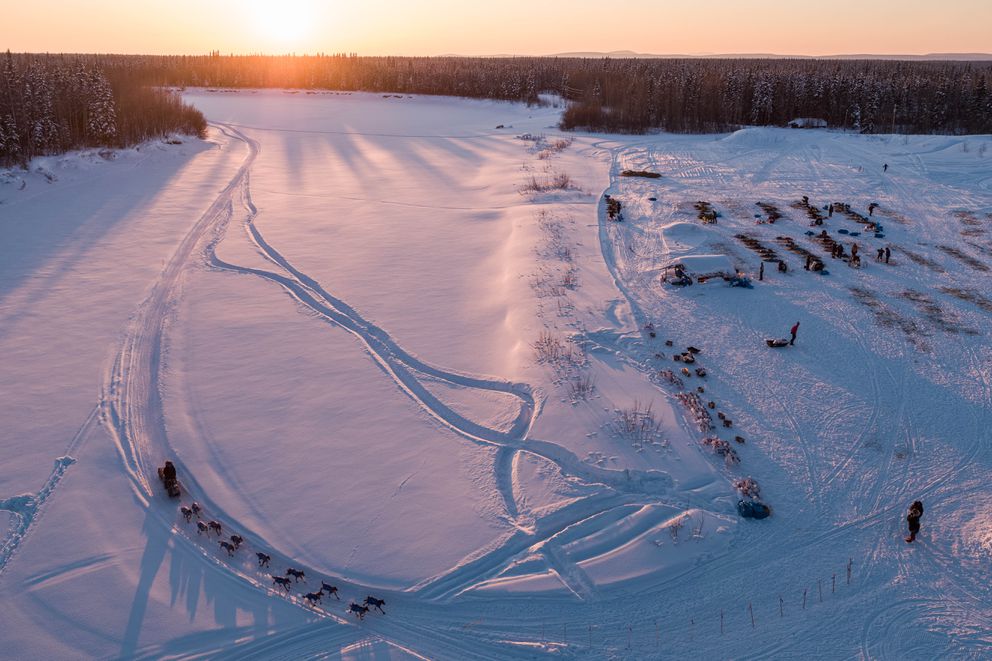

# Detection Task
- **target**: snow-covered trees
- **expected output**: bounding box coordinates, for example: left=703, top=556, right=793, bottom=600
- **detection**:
left=59, top=53, right=990, bottom=136
left=0, top=52, right=205, bottom=166
left=86, top=69, right=117, bottom=144
left=1, top=52, right=988, bottom=165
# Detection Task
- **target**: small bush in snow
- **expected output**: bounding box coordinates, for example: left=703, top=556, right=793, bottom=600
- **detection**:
left=521, top=170, right=574, bottom=193
left=611, top=400, right=663, bottom=444
left=568, top=373, right=596, bottom=401
left=532, top=331, right=584, bottom=368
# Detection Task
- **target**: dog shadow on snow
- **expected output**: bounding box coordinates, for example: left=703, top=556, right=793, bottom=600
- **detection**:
left=118, top=506, right=299, bottom=659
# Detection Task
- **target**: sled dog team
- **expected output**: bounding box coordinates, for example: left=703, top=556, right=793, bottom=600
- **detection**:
left=180, top=499, right=386, bottom=618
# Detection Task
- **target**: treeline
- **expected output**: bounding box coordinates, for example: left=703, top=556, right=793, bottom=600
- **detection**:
left=0, top=52, right=206, bottom=166
left=556, top=58, right=992, bottom=135
left=3, top=53, right=991, bottom=164
left=101, top=53, right=992, bottom=135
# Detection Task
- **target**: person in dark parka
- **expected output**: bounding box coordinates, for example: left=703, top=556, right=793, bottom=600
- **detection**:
left=906, top=500, right=923, bottom=542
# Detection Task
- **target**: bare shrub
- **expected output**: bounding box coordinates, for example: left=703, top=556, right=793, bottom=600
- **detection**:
left=532, top=331, right=584, bottom=368
left=521, top=171, right=574, bottom=193
left=568, top=374, right=596, bottom=401
left=692, top=514, right=706, bottom=539
left=536, top=137, right=573, bottom=159
left=669, top=514, right=687, bottom=542
left=560, top=267, right=579, bottom=290
left=555, top=245, right=574, bottom=262
left=611, top=400, right=662, bottom=444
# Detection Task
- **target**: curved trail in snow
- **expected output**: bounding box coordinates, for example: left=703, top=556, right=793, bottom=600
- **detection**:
left=91, top=123, right=694, bottom=656
left=205, top=126, right=675, bottom=497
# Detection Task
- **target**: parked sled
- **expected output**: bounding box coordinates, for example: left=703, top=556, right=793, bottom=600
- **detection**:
left=765, top=338, right=790, bottom=348
left=738, top=499, right=771, bottom=519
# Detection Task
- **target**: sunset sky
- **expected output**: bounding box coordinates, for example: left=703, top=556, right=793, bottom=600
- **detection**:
left=4, top=0, right=990, bottom=56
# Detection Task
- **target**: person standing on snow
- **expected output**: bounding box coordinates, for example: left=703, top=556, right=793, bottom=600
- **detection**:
left=883, top=163, right=889, bottom=172
left=790, top=321, right=800, bottom=345
left=906, top=500, right=923, bottom=543
left=885, top=246, right=891, bottom=264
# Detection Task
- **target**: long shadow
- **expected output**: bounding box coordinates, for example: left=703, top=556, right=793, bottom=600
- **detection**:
left=0, top=140, right=216, bottom=332
left=119, top=506, right=171, bottom=658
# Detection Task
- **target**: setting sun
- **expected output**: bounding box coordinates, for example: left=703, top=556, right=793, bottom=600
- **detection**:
left=248, top=0, right=315, bottom=49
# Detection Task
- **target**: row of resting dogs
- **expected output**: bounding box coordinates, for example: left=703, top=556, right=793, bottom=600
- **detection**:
left=180, top=502, right=384, bottom=619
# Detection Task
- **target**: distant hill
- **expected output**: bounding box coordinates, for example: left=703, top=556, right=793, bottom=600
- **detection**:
left=547, top=51, right=992, bottom=61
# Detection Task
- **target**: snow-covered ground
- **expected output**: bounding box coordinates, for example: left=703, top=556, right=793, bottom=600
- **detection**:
left=1, top=89, right=991, bottom=658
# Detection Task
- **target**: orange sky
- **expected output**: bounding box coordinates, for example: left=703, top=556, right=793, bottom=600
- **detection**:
left=4, top=0, right=990, bottom=56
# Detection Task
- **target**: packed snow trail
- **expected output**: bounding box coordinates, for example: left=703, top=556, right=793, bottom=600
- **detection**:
left=205, top=126, right=677, bottom=497
left=90, top=122, right=701, bottom=657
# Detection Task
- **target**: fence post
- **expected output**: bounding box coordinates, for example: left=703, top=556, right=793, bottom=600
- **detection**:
left=832, top=573, right=836, bottom=594
left=780, top=595, right=784, bottom=617
left=803, top=588, right=807, bottom=610
left=720, top=610, right=724, bottom=635
left=847, top=558, right=853, bottom=584
left=818, top=579, right=823, bottom=603
left=748, top=602, right=755, bottom=629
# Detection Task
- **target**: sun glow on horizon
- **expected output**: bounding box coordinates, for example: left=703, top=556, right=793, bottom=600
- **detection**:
left=247, top=0, right=318, bottom=50
left=4, top=0, right=991, bottom=57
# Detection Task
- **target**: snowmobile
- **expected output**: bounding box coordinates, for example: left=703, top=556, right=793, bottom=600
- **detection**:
left=765, top=338, right=790, bottom=348
left=158, top=461, right=181, bottom=498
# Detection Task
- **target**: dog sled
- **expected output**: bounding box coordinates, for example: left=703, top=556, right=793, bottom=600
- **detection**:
left=158, top=462, right=181, bottom=498
left=765, top=338, right=790, bottom=348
